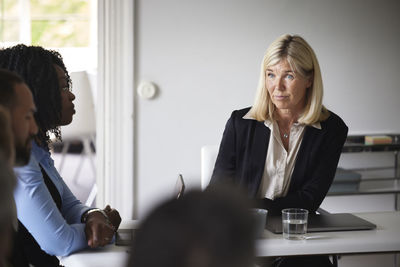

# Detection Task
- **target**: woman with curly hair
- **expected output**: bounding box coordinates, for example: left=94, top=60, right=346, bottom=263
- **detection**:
left=0, top=45, right=121, bottom=267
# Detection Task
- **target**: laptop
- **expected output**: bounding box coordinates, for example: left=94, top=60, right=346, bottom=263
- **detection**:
left=265, top=213, right=376, bottom=234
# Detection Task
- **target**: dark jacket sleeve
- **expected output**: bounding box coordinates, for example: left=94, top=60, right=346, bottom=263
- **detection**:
left=210, top=111, right=238, bottom=185
left=210, top=107, right=270, bottom=196
left=257, top=113, right=348, bottom=214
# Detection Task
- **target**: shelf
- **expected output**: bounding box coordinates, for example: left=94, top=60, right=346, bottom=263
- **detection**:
left=329, top=134, right=399, bottom=202
left=343, top=134, right=400, bottom=153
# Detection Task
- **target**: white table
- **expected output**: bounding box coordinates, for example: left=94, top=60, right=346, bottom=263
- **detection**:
left=59, top=220, right=139, bottom=267
left=256, top=211, right=400, bottom=257
left=60, top=212, right=400, bottom=267
left=60, top=245, right=130, bottom=267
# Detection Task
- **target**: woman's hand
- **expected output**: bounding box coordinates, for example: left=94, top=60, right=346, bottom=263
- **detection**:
left=103, top=205, right=121, bottom=230
left=84, top=211, right=115, bottom=248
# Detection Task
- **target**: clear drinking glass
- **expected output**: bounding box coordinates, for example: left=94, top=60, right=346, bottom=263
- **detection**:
left=282, top=208, right=309, bottom=240
left=251, top=208, right=268, bottom=238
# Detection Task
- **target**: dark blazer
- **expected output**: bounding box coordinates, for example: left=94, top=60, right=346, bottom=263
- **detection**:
left=210, top=107, right=348, bottom=214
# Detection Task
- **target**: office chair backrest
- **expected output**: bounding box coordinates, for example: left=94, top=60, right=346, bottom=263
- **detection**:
left=61, top=71, right=96, bottom=140
left=200, top=145, right=219, bottom=190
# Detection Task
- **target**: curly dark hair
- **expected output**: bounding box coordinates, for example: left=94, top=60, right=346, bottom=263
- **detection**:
left=0, top=44, right=71, bottom=146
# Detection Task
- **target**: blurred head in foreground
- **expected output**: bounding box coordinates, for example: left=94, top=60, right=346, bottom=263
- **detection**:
left=128, top=187, right=255, bottom=267
left=0, top=105, right=18, bottom=266
left=0, top=69, right=37, bottom=166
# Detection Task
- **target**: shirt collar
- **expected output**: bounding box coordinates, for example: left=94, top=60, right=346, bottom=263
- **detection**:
left=242, top=110, right=322, bottom=130
left=31, top=140, right=50, bottom=162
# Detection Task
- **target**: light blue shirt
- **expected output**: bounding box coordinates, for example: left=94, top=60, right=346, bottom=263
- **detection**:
left=14, top=141, right=91, bottom=256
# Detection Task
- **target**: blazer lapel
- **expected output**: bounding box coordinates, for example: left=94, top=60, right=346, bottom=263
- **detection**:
left=289, top=126, right=320, bottom=192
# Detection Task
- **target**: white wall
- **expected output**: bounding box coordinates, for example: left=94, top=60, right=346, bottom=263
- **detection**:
left=135, top=0, right=400, bottom=217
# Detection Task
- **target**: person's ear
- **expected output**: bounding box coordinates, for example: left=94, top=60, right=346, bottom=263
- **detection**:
left=306, top=73, right=313, bottom=89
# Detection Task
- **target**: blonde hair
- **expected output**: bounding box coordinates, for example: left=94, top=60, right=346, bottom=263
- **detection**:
left=248, top=34, right=329, bottom=124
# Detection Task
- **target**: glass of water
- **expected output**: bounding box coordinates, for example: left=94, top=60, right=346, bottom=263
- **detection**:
left=282, top=208, right=309, bottom=240
left=251, top=208, right=268, bottom=238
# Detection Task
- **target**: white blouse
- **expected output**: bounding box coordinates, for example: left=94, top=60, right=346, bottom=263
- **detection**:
left=243, top=112, right=321, bottom=200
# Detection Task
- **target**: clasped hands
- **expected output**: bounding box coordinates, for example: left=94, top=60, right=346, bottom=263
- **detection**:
left=84, top=205, right=121, bottom=248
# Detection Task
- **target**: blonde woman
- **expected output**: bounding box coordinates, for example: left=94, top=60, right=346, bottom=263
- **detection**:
left=211, top=34, right=348, bottom=215
left=210, top=34, right=347, bottom=266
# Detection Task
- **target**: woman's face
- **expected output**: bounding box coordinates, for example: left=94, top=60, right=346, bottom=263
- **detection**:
left=54, top=64, right=75, bottom=126
left=266, top=59, right=311, bottom=115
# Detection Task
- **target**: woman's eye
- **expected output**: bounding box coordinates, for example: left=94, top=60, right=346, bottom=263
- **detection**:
left=267, top=73, right=274, bottom=78
left=286, top=74, right=294, bottom=80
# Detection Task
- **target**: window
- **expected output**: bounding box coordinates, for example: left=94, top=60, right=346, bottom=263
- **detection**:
left=0, top=0, right=20, bottom=44
left=0, top=0, right=97, bottom=71
left=30, top=0, right=91, bottom=47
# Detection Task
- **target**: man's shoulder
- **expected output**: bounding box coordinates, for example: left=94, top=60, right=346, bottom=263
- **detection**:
left=13, top=146, right=42, bottom=182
